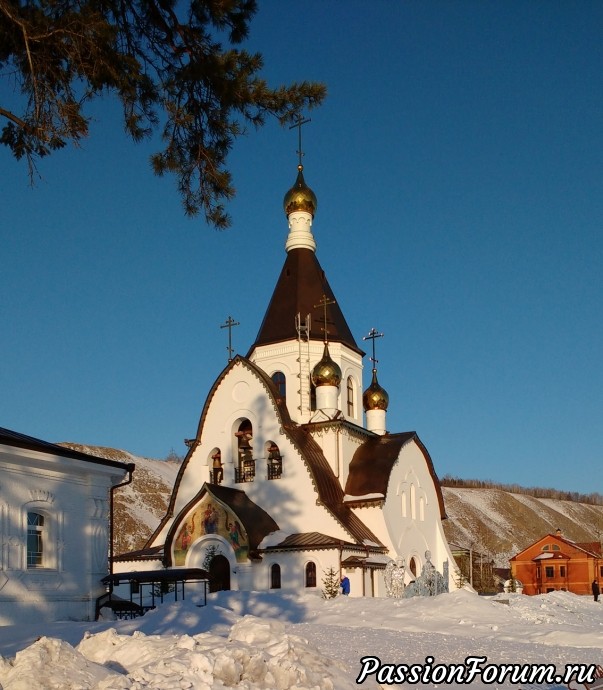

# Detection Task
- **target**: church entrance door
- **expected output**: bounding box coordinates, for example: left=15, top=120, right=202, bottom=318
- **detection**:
left=209, top=555, right=231, bottom=592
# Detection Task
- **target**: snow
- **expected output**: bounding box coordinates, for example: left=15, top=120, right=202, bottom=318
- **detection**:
left=257, top=531, right=293, bottom=549
left=343, top=493, right=385, bottom=502
left=0, top=589, right=601, bottom=689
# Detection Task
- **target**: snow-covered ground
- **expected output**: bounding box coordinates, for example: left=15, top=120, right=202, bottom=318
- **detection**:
left=0, top=589, right=601, bottom=689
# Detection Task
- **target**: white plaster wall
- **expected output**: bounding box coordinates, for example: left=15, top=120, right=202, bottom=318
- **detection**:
left=152, top=362, right=356, bottom=549
left=250, top=341, right=313, bottom=424
left=381, top=442, right=457, bottom=589
left=339, top=362, right=363, bottom=426
left=307, top=426, right=365, bottom=490
left=250, top=341, right=363, bottom=425
left=308, top=428, right=340, bottom=478
left=254, top=549, right=341, bottom=595
left=0, top=445, right=125, bottom=625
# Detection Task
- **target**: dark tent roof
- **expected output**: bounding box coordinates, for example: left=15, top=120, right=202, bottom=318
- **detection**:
left=248, top=248, right=363, bottom=356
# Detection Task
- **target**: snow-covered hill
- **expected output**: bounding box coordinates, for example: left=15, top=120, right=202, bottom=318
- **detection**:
left=441, top=486, right=603, bottom=566
left=60, top=444, right=603, bottom=564
left=59, top=444, right=180, bottom=556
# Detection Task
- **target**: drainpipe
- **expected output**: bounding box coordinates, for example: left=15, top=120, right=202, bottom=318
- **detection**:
left=109, top=463, right=135, bottom=576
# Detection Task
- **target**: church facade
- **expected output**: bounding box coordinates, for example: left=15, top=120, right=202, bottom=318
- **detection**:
left=115, top=163, right=457, bottom=597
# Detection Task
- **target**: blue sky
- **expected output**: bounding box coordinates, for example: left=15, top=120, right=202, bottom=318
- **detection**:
left=2, top=1, right=601, bottom=495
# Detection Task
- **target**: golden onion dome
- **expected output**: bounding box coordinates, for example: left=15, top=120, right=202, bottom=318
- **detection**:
left=363, top=369, right=389, bottom=411
left=311, top=343, right=342, bottom=387
left=283, top=165, right=317, bottom=217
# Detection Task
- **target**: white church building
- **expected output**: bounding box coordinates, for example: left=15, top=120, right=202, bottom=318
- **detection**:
left=115, top=161, right=457, bottom=598
left=0, top=427, right=133, bottom=624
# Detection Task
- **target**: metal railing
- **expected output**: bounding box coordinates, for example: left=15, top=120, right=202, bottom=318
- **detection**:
left=234, top=463, right=255, bottom=483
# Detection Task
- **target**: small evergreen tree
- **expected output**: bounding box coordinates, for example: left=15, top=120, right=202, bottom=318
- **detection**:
left=321, top=567, right=340, bottom=599
left=202, top=545, right=222, bottom=572
left=152, top=580, right=175, bottom=600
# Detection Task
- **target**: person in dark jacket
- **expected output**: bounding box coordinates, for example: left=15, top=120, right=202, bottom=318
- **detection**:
left=341, top=576, right=350, bottom=596
left=592, top=580, right=600, bottom=602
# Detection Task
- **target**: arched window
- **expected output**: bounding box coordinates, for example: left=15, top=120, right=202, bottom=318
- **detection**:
left=271, top=371, right=286, bottom=399
left=266, top=442, right=282, bottom=480
left=235, top=420, right=254, bottom=483
left=419, top=496, right=425, bottom=522
left=210, top=449, right=223, bottom=485
left=270, top=563, right=281, bottom=589
left=409, top=557, right=417, bottom=577
left=346, top=376, right=354, bottom=416
left=27, top=512, right=45, bottom=567
left=310, top=381, right=316, bottom=411
left=305, top=561, right=317, bottom=588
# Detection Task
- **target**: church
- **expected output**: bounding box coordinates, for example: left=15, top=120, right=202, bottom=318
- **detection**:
left=115, top=156, right=457, bottom=598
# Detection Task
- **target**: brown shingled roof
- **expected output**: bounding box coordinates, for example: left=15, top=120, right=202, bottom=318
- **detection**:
left=282, top=421, right=385, bottom=548
left=248, top=248, right=363, bottom=356
left=262, top=532, right=357, bottom=551
left=345, top=433, right=448, bottom=520
left=163, top=483, right=280, bottom=563
left=113, top=545, right=164, bottom=562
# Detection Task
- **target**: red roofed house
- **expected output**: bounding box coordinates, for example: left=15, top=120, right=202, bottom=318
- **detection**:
left=510, top=529, right=602, bottom=596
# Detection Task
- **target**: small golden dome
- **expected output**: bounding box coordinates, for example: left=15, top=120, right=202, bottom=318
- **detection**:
left=311, top=343, right=342, bottom=387
left=283, top=165, right=317, bottom=217
left=363, top=369, right=389, bottom=411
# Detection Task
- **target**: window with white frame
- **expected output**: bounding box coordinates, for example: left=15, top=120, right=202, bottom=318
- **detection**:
left=27, top=512, right=45, bottom=567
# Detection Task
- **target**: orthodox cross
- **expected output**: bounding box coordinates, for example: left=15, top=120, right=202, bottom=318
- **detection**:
left=289, top=114, right=311, bottom=167
left=220, top=315, right=240, bottom=362
left=363, top=327, right=384, bottom=368
left=314, top=294, right=336, bottom=343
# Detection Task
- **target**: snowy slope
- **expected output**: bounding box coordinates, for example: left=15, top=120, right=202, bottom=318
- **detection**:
left=59, top=444, right=181, bottom=555
left=442, top=487, right=603, bottom=566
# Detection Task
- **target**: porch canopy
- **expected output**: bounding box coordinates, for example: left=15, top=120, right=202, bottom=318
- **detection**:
left=99, top=568, right=209, bottom=619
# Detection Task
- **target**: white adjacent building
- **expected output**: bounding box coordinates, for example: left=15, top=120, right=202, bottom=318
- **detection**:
left=0, top=427, right=133, bottom=624
left=116, top=163, right=457, bottom=597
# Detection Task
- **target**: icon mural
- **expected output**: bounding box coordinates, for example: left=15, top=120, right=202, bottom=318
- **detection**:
left=173, top=494, right=248, bottom=565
